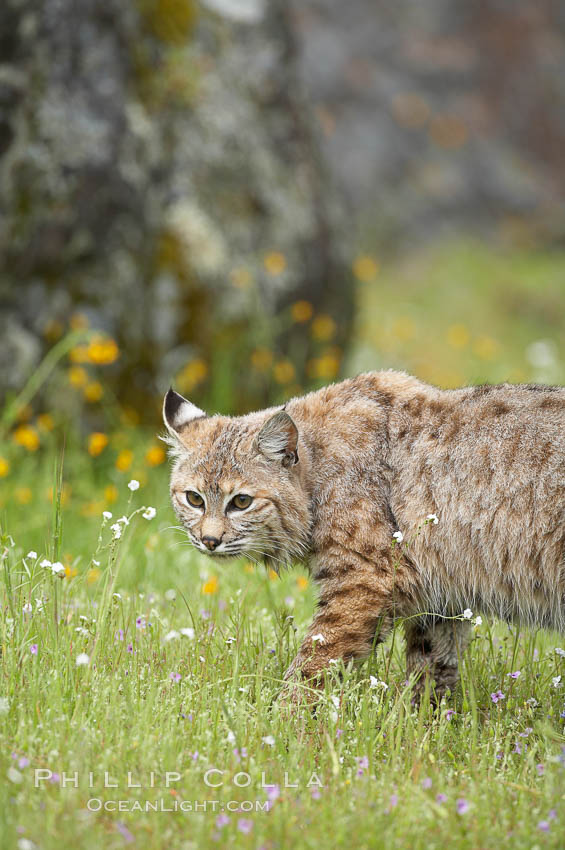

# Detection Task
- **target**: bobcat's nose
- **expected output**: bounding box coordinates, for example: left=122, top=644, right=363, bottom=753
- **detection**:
left=202, top=535, right=221, bottom=552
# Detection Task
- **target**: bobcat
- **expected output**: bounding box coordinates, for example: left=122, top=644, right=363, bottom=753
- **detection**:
left=163, top=371, right=565, bottom=701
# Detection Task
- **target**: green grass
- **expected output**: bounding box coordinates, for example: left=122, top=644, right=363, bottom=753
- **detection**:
left=2, top=239, right=565, bottom=848
left=1, top=446, right=564, bottom=850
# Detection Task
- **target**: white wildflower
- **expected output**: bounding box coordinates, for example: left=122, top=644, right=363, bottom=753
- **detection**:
left=51, top=562, right=65, bottom=574
left=392, top=531, right=404, bottom=543
left=226, top=730, right=236, bottom=744
left=165, top=589, right=176, bottom=601
left=370, top=675, right=388, bottom=690
left=142, top=506, right=156, bottom=520
left=164, top=630, right=180, bottom=642
left=181, top=627, right=195, bottom=639
left=555, top=648, right=565, bottom=658
left=76, top=653, right=90, bottom=666
left=330, top=695, right=340, bottom=709
left=474, top=616, right=483, bottom=627
left=311, top=633, right=326, bottom=644
left=111, top=523, right=122, bottom=540
left=426, top=514, right=439, bottom=524
left=0, top=697, right=9, bottom=714
left=117, top=515, right=129, bottom=525
left=35, top=598, right=44, bottom=611
left=92, top=559, right=100, bottom=567
left=262, top=735, right=275, bottom=746
left=26, top=551, right=38, bottom=560
left=225, top=636, right=236, bottom=644
left=102, top=511, right=112, bottom=520
left=112, top=593, right=122, bottom=600
left=7, top=767, right=23, bottom=784
left=22, top=602, right=32, bottom=614
left=40, top=558, right=52, bottom=568
left=128, top=479, right=140, bottom=491
left=75, top=627, right=89, bottom=636
left=552, top=675, right=561, bottom=688
left=463, top=609, right=473, bottom=619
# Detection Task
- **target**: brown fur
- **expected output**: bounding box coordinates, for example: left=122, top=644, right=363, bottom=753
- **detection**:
left=163, top=371, right=565, bottom=700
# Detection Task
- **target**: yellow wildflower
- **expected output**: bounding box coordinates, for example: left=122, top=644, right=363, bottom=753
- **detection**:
left=307, top=353, right=340, bottom=380
left=273, top=360, right=295, bottom=384
left=352, top=254, right=379, bottom=282
left=13, top=425, right=40, bottom=452
left=69, top=344, right=89, bottom=363
left=296, top=576, right=309, bottom=590
left=15, top=487, right=33, bottom=505
left=115, top=450, right=133, bottom=472
left=88, top=432, right=109, bottom=457
left=104, top=484, right=119, bottom=503
left=37, top=413, right=55, bottom=432
left=202, top=576, right=218, bottom=595
left=291, top=301, right=313, bottom=323
left=87, top=568, right=100, bottom=584
left=87, top=336, right=119, bottom=365
left=0, top=457, right=10, bottom=477
left=68, top=366, right=88, bottom=388
left=250, top=348, right=273, bottom=372
left=264, top=252, right=286, bottom=275
left=473, top=336, right=498, bottom=361
left=145, top=445, right=166, bottom=466
left=65, top=565, right=78, bottom=579
left=177, top=359, right=208, bottom=393
left=84, top=381, right=104, bottom=402
left=447, top=324, right=470, bottom=349
left=311, top=315, right=336, bottom=342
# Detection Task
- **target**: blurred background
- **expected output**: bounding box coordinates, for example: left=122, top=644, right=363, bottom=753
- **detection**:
left=1, top=0, right=565, bottom=529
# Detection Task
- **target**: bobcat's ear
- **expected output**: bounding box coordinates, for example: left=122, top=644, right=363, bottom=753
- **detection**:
left=163, top=388, right=206, bottom=437
left=256, top=411, right=298, bottom=468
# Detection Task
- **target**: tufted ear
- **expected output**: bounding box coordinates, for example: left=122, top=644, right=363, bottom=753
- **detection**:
left=256, top=410, right=299, bottom=467
left=163, top=388, right=206, bottom=437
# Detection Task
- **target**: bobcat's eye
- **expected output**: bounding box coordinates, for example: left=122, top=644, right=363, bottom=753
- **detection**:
left=230, top=493, right=253, bottom=511
left=185, top=490, right=204, bottom=509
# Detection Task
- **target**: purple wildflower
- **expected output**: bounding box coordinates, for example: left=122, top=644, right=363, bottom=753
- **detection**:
left=518, top=727, right=533, bottom=738
left=456, top=798, right=469, bottom=815
left=30, top=644, right=38, bottom=655
left=237, top=818, right=253, bottom=834
left=216, top=814, right=229, bottom=828
left=336, top=728, right=343, bottom=739
left=169, top=672, right=181, bottom=682
left=491, top=690, right=505, bottom=704
left=127, top=643, right=133, bottom=654
left=538, top=821, right=550, bottom=832
left=389, top=794, right=398, bottom=808
left=508, top=671, right=521, bottom=679
left=190, top=751, right=199, bottom=761
left=116, top=822, right=134, bottom=843
left=265, top=784, right=280, bottom=802
left=549, top=809, right=557, bottom=820
left=445, top=709, right=455, bottom=720
left=536, top=763, right=544, bottom=775
left=115, top=629, right=124, bottom=641
left=356, top=756, right=369, bottom=770
left=50, top=773, right=60, bottom=784
left=422, top=777, right=432, bottom=790
left=513, top=743, right=522, bottom=755
left=311, top=787, right=321, bottom=799
left=436, top=793, right=447, bottom=803
left=200, top=610, right=211, bottom=620
left=135, top=617, right=145, bottom=629
left=18, top=757, right=30, bottom=768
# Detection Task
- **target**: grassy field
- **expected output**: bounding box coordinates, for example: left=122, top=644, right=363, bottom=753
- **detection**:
left=1, top=240, right=565, bottom=849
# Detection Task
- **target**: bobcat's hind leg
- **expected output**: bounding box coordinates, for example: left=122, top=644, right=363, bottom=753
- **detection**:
left=404, top=616, right=471, bottom=700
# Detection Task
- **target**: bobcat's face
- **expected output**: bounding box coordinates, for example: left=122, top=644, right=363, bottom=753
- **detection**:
left=163, top=390, right=311, bottom=570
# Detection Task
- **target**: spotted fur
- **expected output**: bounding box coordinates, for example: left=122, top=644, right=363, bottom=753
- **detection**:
left=163, top=370, right=565, bottom=698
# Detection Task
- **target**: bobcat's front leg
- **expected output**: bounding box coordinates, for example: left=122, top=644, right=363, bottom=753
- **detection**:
left=282, top=539, right=413, bottom=703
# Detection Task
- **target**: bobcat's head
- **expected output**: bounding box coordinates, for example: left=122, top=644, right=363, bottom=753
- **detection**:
left=162, top=389, right=311, bottom=570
